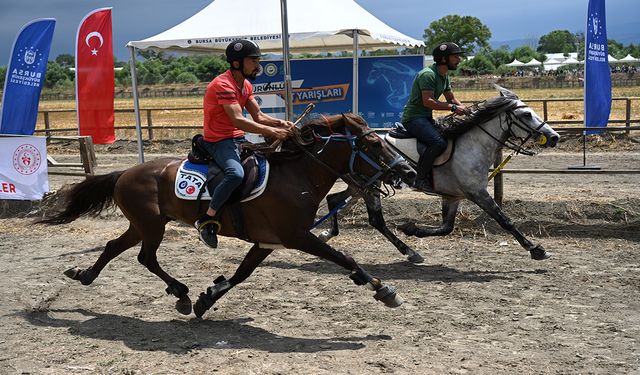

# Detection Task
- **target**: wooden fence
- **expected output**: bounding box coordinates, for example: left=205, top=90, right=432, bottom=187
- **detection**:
left=34, top=97, right=640, bottom=139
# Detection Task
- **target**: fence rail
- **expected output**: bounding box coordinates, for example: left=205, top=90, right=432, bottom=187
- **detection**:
left=34, top=97, right=640, bottom=139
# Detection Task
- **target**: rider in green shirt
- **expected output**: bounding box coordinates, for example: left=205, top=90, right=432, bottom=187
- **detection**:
left=401, top=42, right=466, bottom=190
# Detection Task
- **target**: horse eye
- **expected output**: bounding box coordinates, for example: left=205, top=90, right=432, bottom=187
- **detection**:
left=524, top=112, right=533, bottom=118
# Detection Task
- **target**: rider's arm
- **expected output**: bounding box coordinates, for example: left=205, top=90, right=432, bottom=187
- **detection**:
left=222, top=103, right=289, bottom=140
left=421, top=90, right=465, bottom=115
left=443, top=91, right=465, bottom=114
left=245, top=98, right=295, bottom=130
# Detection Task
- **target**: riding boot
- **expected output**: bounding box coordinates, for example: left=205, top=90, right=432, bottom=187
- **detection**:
left=414, top=149, right=438, bottom=191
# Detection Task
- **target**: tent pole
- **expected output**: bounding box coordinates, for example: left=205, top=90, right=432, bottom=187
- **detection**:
left=279, top=0, right=293, bottom=121
left=128, top=45, right=145, bottom=163
left=352, top=30, right=359, bottom=115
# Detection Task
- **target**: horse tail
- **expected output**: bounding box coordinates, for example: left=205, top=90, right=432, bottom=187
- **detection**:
left=37, top=171, right=124, bottom=225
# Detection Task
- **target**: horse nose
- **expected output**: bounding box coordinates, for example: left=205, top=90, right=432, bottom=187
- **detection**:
left=547, top=134, right=560, bottom=147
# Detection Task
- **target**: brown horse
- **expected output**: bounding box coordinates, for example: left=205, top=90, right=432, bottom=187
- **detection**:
left=38, top=113, right=416, bottom=318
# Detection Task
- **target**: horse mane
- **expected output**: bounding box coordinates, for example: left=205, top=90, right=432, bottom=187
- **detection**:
left=259, top=113, right=358, bottom=161
left=435, top=96, right=520, bottom=138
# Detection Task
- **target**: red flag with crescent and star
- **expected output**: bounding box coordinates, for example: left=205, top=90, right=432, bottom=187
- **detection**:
left=75, top=8, right=115, bottom=144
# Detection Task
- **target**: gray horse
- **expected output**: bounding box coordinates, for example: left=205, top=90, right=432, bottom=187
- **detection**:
left=320, top=85, right=560, bottom=263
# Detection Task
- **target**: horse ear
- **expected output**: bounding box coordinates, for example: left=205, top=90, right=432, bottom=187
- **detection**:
left=493, top=84, right=519, bottom=99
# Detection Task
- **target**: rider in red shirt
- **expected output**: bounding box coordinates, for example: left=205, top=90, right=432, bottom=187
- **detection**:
left=196, top=39, right=294, bottom=248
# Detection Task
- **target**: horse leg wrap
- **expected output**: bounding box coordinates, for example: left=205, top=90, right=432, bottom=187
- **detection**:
left=374, top=285, right=404, bottom=308
left=193, top=275, right=231, bottom=319
left=349, top=268, right=373, bottom=286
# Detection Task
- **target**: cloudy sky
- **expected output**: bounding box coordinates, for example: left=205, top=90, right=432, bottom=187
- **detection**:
left=1, top=0, right=638, bottom=63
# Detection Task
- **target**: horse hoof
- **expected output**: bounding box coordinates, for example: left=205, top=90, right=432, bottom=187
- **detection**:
left=193, top=292, right=214, bottom=319
left=374, top=285, right=404, bottom=308
left=63, top=267, right=81, bottom=280
left=530, top=246, right=551, bottom=260
left=64, top=267, right=97, bottom=285
left=175, top=296, right=193, bottom=315
left=407, top=253, right=424, bottom=264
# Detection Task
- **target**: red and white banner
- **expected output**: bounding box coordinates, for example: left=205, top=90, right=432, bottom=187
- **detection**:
left=75, top=8, right=115, bottom=144
left=0, top=136, right=49, bottom=200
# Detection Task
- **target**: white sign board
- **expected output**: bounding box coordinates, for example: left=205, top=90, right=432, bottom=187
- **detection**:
left=0, top=136, right=49, bottom=200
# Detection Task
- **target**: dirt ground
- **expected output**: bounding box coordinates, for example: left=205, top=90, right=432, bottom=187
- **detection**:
left=1, top=139, right=639, bottom=374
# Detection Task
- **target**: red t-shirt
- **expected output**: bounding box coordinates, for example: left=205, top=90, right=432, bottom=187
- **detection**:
left=203, top=70, right=254, bottom=142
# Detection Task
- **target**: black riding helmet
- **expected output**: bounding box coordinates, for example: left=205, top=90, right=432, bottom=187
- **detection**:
left=225, top=39, right=262, bottom=70
left=432, top=42, right=463, bottom=64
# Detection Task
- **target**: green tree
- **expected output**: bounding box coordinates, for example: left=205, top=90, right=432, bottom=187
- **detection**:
left=511, top=46, right=546, bottom=63
left=457, top=54, right=495, bottom=75
left=476, top=46, right=512, bottom=68
left=608, top=39, right=625, bottom=59
left=423, top=15, right=491, bottom=53
left=624, top=43, right=640, bottom=58
left=175, top=72, right=199, bottom=84
left=55, top=53, right=75, bottom=67
left=537, top=30, right=576, bottom=53
left=0, top=65, right=6, bottom=87
left=44, top=61, right=74, bottom=88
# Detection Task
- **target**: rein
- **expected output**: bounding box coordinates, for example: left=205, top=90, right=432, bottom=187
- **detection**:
left=295, top=124, right=404, bottom=197
left=474, top=105, right=547, bottom=156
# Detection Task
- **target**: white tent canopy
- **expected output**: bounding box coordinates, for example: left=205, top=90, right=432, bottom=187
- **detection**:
left=524, top=58, right=542, bottom=66
left=505, top=59, right=525, bottom=67
left=126, top=0, right=424, bottom=162
left=562, top=57, right=581, bottom=65
left=127, top=0, right=423, bottom=53
left=620, top=54, right=639, bottom=62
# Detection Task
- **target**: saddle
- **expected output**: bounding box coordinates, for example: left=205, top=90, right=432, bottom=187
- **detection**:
left=385, top=123, right=454, bottom=166
left=175, top=135, right=270, bottom=203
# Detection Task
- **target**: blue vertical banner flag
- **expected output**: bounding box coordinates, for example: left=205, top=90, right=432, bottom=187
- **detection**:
left=0, top=19, right=56, bottom=135
left=584, top=0, right=611, bottom=133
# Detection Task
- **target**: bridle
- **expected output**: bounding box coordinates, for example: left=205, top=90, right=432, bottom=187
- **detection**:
left=476, top=105, right=548, bottom=156
left=295, top=123, right=406, bottom=197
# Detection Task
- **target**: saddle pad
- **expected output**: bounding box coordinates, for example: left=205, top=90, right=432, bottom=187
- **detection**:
left=384, top=133, right=453, bottom=166
left=174, top=158, right=270, bottom=202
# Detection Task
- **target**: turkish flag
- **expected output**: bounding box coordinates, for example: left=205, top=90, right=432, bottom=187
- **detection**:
left=75, top=8, right=115, bottom=144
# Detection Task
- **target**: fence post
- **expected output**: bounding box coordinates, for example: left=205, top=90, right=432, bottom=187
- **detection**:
left=493, top=149, right=504, bottom=207
left=543, top=100, right=548, bottom=122
left=43, top=111, right=51, bottom=140
left=146, top=109, right=154, bottom=140
left=626, top=98, right=631, bottom=135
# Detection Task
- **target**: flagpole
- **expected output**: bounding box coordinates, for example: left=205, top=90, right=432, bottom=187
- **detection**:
left=129, top=45, right=145, bottom=163
left=279, top=0, right=293, bottom=121
left=569, top=0, right=602, bottom=170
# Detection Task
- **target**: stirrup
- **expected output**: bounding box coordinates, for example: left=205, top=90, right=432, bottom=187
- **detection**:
left=196, top=219, right=221, bottom=232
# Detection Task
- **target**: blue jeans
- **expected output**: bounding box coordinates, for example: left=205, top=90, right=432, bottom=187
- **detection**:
left=201, top=137, right=245, bottom=211
left=403, top=117, right=447, bottom=154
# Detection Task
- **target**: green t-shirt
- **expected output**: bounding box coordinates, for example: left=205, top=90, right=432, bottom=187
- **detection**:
left=401, top=64, right=452, bottom=122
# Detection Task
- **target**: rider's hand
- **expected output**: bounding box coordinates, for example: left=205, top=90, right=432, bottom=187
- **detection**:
left=269, top=127, right=290, bottom=140
left=279, top=119, right=295, bottom=130
left=454, top=104, right=466, bottom=115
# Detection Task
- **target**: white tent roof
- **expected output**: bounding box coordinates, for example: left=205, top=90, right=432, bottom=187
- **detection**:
left=127, top=0, right=424, bottom=53
left=505, top=59, right=525, bottom=67
left=543, top=58, right=562, bottom=65
left=562, top=57, right=581, bottom=64
left=620, top=54, right=639, bottom=62
left=524, top=58, right=542, bottom=66
left=607, top=54, right=618, bottom=62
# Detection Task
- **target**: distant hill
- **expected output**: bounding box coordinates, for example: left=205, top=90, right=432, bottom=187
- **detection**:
left=490, top=22, right=640, bottom=52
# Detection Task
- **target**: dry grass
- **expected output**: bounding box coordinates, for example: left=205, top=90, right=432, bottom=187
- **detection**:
left=36, top=87, right=640, bottom=140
